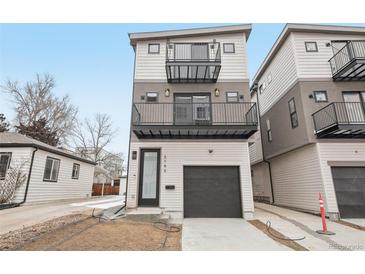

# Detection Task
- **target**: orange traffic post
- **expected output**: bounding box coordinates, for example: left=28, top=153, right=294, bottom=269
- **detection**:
left=316, top=192, right=335, bottom=235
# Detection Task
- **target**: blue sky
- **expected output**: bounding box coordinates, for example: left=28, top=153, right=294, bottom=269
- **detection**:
left=1, top=23, right=364, bottom=157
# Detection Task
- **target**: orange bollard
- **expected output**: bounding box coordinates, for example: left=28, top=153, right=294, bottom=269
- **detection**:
left=316, top=192, right=335, bottom=235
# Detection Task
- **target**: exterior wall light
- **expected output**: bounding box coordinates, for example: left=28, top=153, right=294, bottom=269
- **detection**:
left=214, top=88, right=220, bottom=97
left=165, top=88, right=170, bottom=97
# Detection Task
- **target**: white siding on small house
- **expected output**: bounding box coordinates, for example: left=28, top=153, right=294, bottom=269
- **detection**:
left=134, top=33, right=249, bottom=81
left=271, top=144, right=323, bottom=213
left=292, top=32, right=365, bottom=79
left=23, top=149, right=94, bottom=203
left=257, top=35, right=297, bottom=115
left=317, top=142, right=365, bottom=214
left=127, top=141, right=254, bottom=217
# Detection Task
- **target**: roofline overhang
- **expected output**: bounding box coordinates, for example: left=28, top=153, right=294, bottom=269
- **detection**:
left=0, top=143, right=96, bottom=165
left=252, top=23, right=365, bottom=84
left=128, top=24, right=252, bottom=47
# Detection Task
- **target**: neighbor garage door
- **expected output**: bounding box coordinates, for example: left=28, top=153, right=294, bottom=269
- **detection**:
left=183, top=166, right=242, bottom=218
left=331, top=167, right=365, bottom=218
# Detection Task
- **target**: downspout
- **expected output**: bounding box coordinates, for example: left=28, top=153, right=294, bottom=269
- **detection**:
left=255, top=86, right=275, bottom=204
left=0, top=147, right=38, bottom=210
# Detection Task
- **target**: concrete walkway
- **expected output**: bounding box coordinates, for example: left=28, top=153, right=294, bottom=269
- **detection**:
left=254, top=203, right=365, bottom=251
left=0, top=196, right=124, bottom=235
left=182, top=218, right=290, bottom=251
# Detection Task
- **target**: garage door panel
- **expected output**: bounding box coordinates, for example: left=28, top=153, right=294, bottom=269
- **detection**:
left=331, top=167, right=365, bottom=218
left=184, top=166, right=242, bottom=218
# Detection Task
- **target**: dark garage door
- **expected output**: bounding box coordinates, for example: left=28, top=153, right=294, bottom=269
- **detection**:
left=183, top=166, right=242, bottom=218
left=332, top=167, right=365, bottom=218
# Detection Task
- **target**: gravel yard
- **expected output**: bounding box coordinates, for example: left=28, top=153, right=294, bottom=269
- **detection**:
left=0, top=214, right=181, bottom=251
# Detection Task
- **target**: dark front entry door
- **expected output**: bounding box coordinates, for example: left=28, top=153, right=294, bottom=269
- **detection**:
left=331, top=167, right=365, bottom=218
left=138, top=149, right=160, bottom=206
left=183, top=166, right=242, bottom=218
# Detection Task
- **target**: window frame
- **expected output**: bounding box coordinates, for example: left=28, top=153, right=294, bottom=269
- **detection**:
left=223, top=43, right=235, bottom=53
left=146, top=92, right=159, bottom=103
left=72, top=163, right=80, bottom=180
left=266, top=119, right=272, bottom=142
left=313, top=90, right=328, bottom=103
left=288, top=97, right=299, bottom=128
left=148, top=44, right=160, bottom=54
left=43, top=156, right=61, bottom=182
left=267, top=73, right=272, bottom=84
left=305, top=41, right=318, bottom=52
left=0, top=152, right=12, bottom=180
left=226, top=91, right=239, bottom=103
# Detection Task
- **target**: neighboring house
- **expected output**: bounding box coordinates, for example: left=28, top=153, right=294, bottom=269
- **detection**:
left=249, top=24, right=365, bottom=220
left=127, top=25, right=258, bottom=219
left=76, top=147, right=123, bottom=184
left=0, top=132, right=95, bottom=205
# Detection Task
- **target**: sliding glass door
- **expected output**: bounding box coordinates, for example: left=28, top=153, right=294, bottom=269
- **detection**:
left=174, top=94, right=211, bottom=125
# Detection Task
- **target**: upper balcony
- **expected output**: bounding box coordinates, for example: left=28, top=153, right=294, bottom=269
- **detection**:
left=132, top=102, right=258, bottom=139
left=329, top=41, right=365, bottom=81
left=312, top=102, right=365, bottom=138
left=165, top=42, right=221, bottom=83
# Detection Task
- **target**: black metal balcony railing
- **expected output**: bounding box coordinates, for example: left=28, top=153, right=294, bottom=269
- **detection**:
left=329, top=41, right=365, bottom=81
left=132, top=102, right=258, bottom=139
left=312, top=102, right=365, bottom=138
left=165, top=42, right=221, bottom=83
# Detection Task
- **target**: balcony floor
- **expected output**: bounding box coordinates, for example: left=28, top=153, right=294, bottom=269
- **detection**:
left=316, top=124, right=365, bottom=138
left=333, top=59, right=365, bottom=81
left=133, top=125, right=257, bottom=139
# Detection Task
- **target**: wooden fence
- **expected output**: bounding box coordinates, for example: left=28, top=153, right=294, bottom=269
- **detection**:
left=92, top=184, right=120, bottom=196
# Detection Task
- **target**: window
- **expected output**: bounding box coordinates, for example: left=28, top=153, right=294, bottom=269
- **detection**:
left=266, top=119, right=272, bottom=142
left=267, top=73, right=272, bottom=84
left=148, top=44, right=160, bottom=54
left=226, top=92, right=239, bottom=102
left=0, top=152, right=12, bottom=180
left=305, top=42, right=318, bottom=52
left=43, top=157, right=60, bottom=182
left=146, top=92, right=158, bottom=102
left=223, top=43, right=235, bottom=53
left=259, top=84, right=263, bottom=94
left=314, top=91, right=328, bottom=102
left=288, top=98, right=298, bottom=128
left=262, top=81, right=267, bottom=91
left=72, top=163, right=80, bottom=179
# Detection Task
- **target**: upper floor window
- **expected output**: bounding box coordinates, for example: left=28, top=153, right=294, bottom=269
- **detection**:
left=305, top=42, right=318, bottom=52
left=146, top=92, right=158, bottom=102
left=266, top=119, right=272, bottom=142
left=0, top=152, right=12, bottom=180
left=223, top=43, right=235, bottom=53
left=288, top=98, right=298, bottom=128
left=267, top=73, right=272, bottom=84
left=259, top=84, right=263, bottom=94
left=226, top=92, right=239, bottom=103
left=43, top=157, right=60, bottom=182
left=72, top=163, right=80, bottom=179
left=148, top=44, right=160, bottom=54
left=313, top=91, right=328, bottom=102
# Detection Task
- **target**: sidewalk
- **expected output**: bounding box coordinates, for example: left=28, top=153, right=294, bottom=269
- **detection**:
left=0, top=196, right=124, bottom=235
left=254, top=202, right=365, bottom=251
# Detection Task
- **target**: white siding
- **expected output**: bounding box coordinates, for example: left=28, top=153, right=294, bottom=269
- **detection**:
left=271, top=144, right=323, bottom=212
left=292, top=32, right=365, bottom=78
left=0, top=147, right=33, bottom=203
left=127, top=141, right=254, bottom=218
left=134, top=33, right=249, bottom=81
left=257, top=35, right=297, bottom=115
left=317, top=142, right=365, bottom=214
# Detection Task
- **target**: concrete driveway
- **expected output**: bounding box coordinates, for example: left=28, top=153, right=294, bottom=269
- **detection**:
left=182, top=218, right=290, bottom=251
left=0, top=195, right=124, bottom=235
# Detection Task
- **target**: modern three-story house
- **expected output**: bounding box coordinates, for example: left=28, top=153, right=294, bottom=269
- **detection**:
left=250, top=24, right=365, bottom=220
left=126, top=25, right=258, bottom=220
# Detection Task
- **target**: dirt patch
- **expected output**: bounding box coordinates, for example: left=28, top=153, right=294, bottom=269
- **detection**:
left=13, top=217, right=181, bottom=251
left=248, top=219, right=308, bottom=251
left=0, top=213, right=89, bottom=251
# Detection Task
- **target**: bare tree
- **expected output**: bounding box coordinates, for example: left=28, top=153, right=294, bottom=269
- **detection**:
left=0, top=113, right=10, bottom=132
left=73, top=113, right=122, bottom=169
left=1, top=74, right=78, bottom=145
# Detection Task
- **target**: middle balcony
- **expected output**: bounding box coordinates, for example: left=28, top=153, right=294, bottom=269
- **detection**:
left=132, top=101, right=258, bottom=139
left=165, top=42, right=221, bottom=83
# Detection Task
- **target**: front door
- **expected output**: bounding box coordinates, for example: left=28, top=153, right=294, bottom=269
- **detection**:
left=343, top=92, right=365, bottom=123
left=138, top=149, right=160, bottom=207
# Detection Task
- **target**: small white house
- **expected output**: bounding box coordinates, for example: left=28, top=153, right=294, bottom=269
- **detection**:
left=0, top=132, right=96, bottom=205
